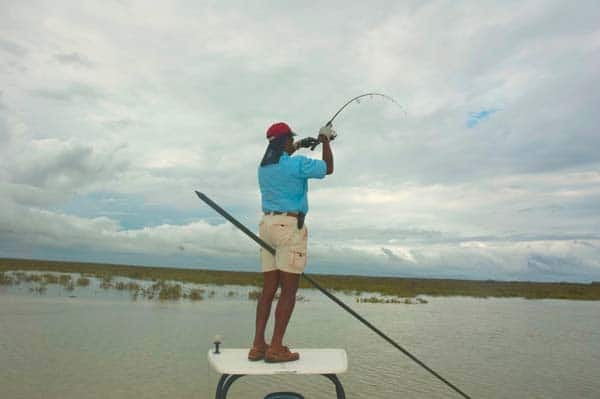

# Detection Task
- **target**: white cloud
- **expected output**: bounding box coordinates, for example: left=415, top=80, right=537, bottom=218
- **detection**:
left=0, top=200, right=254, bottom=258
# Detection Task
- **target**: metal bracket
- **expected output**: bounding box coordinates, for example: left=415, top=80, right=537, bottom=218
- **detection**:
left=214, top=373, right=345, bottom=399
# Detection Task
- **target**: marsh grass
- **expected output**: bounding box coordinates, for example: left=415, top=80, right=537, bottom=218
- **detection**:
left=2, top=257, right=600, bottom=300
left=157, top=283, right=182, bottom=300
left=42, top=273, right=59, bottom=284
left=25, top=273, right=42, bottom=283
left=248, top=290, right=261, bottom=300
left=59, top=275, right=72, bottom=285
left=355, top=296, right=416, bottom=304
left=0, top=272, right=14, bottom=285
left=185, top=288, right=205, bottom=301
left=76, top=277, right=90, bottom=286
left=100, top=277, right=112, bottom=289
left=247, top=289, right=308, bottom=302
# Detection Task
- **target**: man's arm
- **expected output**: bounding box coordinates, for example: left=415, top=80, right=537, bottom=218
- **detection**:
left=319, top=133, right=334, bottom=175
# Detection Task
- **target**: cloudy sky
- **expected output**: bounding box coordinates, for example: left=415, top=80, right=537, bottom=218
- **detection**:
left=1, top=1, right=599, bottom=282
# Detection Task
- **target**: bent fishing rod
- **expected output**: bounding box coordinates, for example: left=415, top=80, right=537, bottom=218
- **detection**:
left=309, top=92, right=401, bottom=150
left=325, top=92, right=399, bottom=127
left=195, top=191, right=473, bottom=399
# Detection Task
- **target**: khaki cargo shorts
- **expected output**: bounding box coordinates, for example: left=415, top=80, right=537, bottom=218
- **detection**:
left=259, top=214, right=308, bottom=274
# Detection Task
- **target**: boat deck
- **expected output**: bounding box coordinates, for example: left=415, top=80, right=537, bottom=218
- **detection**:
left=208, top=348, right=348, bottom=375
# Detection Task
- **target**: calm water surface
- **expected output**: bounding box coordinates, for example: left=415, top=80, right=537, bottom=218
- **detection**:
left=1, top=276, right=599, bottom=399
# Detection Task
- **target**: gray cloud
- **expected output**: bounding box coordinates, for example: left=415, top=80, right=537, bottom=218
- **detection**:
left=381, top=247, right=405, bottom=263
left=5, top=142, right=128, bottom=192
left=54, top=52, right=93, bottom=68
left=526, top=253, right=584, bottom=277
left=0, top=38, right=27, bottom=57
left=0, top=118, right=131, bottom=208
left=102, top=118, right=135, bottom=130
left=32, top=83, right=104, bottom=102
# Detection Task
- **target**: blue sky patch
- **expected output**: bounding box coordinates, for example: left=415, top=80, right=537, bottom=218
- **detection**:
left=467, top=108, right=499, bottom=128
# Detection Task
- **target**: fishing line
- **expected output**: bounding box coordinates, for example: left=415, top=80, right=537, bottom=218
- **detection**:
left=195, top=191, right=473, bottom=399
left=309, top=92, right=402, bottom=150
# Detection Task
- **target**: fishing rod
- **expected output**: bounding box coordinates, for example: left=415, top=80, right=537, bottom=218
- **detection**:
left=325, top=92, right=399, bottom=127
left=195, top=191, right=473, bottom=399
left=309, top=92, right=400, bottom=150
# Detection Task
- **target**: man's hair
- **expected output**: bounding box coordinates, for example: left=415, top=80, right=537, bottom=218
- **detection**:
left=260, top=134, right=290, bottom=167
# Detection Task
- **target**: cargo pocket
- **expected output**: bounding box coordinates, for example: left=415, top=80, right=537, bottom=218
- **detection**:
left=289, top=247, right=307, bottom=272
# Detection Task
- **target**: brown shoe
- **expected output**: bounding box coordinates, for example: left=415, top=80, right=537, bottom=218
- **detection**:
left=248, top=345, right=268, bottom=361
left=264, top=345, right=300, bottom=363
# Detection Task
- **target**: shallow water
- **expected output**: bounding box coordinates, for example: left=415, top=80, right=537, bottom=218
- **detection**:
left=1, top=276, right=599, bottom=399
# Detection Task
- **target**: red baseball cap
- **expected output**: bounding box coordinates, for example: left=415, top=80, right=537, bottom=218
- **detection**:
left=266, top=122, right=296, bottom=140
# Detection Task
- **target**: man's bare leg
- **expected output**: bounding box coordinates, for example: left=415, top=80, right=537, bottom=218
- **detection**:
left=252, top=270, right=280, bottom=349
left=270, top=271, right=300, bottom=350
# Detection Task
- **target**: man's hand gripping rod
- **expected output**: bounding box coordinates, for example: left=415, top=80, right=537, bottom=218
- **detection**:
left=195, top=191, right=472, bottom=399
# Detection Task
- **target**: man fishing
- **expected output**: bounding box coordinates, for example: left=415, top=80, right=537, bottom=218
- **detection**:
left=248, top=122, right=334, bottom=363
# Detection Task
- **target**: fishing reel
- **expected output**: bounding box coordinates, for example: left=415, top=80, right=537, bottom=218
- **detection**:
left=295, top=134, right=337, bottom=151
left=294, top=136, right=320, bottom=150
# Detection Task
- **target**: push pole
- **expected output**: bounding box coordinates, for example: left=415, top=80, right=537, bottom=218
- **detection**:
left=195, top=191, right=473, bottom=399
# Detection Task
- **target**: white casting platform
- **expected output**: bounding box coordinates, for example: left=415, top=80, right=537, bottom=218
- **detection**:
left=208, top=348, right=348, bottom=375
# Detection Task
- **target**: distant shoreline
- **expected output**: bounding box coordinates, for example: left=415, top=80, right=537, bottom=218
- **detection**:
left=1, top=257, right=599, bottom=300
